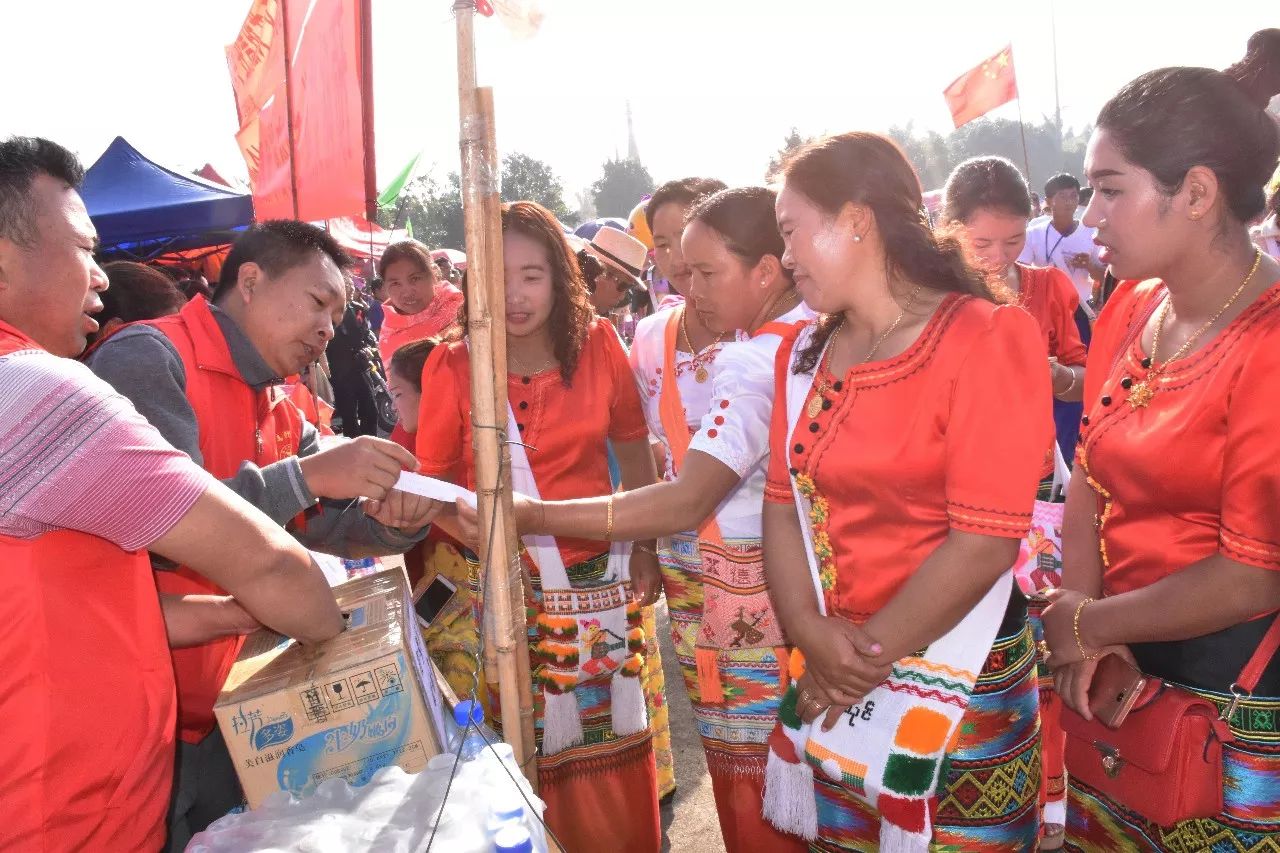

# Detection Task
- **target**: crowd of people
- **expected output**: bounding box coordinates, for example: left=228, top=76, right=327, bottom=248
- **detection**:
left=3, top=26, right=1280, bottom=853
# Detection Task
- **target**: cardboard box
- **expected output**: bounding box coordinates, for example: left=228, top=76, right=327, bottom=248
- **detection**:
left=215, top=568, right=448, bottom=809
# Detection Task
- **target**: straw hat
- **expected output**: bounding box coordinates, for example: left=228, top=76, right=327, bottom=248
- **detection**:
left=586, top=227, right=647, bottom=282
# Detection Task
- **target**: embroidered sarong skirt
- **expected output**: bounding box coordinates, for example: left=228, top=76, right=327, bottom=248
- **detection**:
left=465, top=549, right=663, bottom=853
left=662, top=533, right=808, bottom=853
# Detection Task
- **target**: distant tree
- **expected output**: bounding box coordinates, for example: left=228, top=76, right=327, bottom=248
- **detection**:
left=766, top=127, right=812, bottom=180
left=886, top=123, right=954, bottom=190
left=888, top=118, right=1088, bottom=193
left=380, top=150, right=573, bottom=251
left=378, top=173, right=465, bottom=250
left=500, top=153, right=572, bottom=223
left=590, top=158, right=655, bottom=218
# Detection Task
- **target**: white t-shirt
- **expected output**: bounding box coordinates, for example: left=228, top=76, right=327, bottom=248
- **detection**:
left=687, top=303, right=816, bottom=539
left=1019, top=218, right=1100, bottom=307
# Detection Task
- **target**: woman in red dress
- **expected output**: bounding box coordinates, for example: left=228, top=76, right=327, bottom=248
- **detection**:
left=941, top=156, right=1089, bottom=847
left=1042, top=30, right=1280, bottom=851
left=942, top=156, right=1087, bottom=403
left=415, top=201, right=663, bottom=853
left=762, top=132, right=1052, bottom=851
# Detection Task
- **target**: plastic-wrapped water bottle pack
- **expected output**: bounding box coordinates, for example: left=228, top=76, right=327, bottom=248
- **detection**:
left=187, top=702, right=545, bottom=853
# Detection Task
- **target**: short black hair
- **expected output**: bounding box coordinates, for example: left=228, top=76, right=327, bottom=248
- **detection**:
left=645, top=177, right=728, bottom=232
left=0, top=136, right=85, bottom=248
left=1044, top=173, right=1081, bottom=199
left=214, top=220, right=352, bottom=301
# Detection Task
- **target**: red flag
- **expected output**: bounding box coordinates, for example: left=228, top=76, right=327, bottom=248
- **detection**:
left=943, top=45, right=1018, bottom=129
left=226, top=0, right=375, bottom=222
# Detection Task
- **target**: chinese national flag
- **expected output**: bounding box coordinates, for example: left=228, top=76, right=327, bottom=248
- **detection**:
left=944, top=45, right=1018, bottom=128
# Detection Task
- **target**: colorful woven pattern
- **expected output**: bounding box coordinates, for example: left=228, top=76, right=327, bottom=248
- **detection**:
left=1066, top=686, right=1280, bottom=851
left=810, top=626, right=1042, bottom=852
left=661, top=533, right=802, bottom=851
left=464, top=550, right=660, bottom=755
left=641, top=602, right=676, bottom=798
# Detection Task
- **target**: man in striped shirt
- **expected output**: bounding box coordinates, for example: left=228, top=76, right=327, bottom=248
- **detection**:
left=0, top=136, right=344, bottom=849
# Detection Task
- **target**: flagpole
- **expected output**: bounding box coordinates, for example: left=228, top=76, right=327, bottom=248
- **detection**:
left=1015, top=96, right=1033, bottom=185
left=279, top=0, right=301, bottom=219
left=359, top=0, right=378, bottom=223
left=452, top=0, right=538, bottom=789
left=1050, top=0, right=1063, bottom=134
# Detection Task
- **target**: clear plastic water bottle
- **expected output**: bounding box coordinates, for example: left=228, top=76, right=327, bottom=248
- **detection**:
left=454, top=699, right=497, bottom=761
left=485, top=788, right=525, bottom=838
left=492, top=824, right=534, bottom=853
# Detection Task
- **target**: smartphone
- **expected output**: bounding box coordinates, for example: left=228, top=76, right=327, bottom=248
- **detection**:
left=414, top=575, right=458, bottom=627
left=1089, top=654, right=1148, bottom=729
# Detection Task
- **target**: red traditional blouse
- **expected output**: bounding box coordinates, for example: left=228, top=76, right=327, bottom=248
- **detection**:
left=1078, top=278, right=1280, bottom=596
left=1017, top=263, right=1088, bottom=366
left=415, top=318, right=649, bottom=566
left=765, top=295, right=1053, bottom=621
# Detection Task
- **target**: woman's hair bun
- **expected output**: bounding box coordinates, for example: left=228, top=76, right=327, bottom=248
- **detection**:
left=1224, top=28, right=1280, bottom=108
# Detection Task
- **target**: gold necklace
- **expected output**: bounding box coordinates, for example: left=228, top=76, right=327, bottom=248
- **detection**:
left=509, top=347, right=555, bottom=376
left=1127, top=250, right=1262, bottom=409
left=679, top=307, right=728, bottom=383
left=749, top=286, right=801, bottom=332
left=805, top=285, right=922, bottom=418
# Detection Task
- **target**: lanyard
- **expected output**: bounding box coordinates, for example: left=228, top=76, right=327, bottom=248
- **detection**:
left=1045, top=223, right=1073, bottom=264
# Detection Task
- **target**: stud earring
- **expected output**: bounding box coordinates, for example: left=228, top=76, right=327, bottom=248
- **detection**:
left=852, top=234, right=863, bottom=243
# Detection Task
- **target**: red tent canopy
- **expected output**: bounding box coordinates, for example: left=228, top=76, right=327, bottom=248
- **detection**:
left=327, top=215, right=407, bottom=261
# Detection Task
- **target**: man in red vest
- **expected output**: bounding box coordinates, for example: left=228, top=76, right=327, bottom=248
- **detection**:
left=86, top=220, right=443, bottom=848
left=0, top=138, right=346, bottom=850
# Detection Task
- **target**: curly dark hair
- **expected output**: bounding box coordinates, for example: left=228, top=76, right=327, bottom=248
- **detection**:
left=501, top=201, right=593, bottom=385
left=781, top=132, right=991, bottom=374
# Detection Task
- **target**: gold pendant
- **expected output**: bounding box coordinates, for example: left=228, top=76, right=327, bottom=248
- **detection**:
left=694, top=366, right=709, bottom=383
left=1127, top=381, right=1155, bottom=409
left=806, top=394, right=824, bottom=420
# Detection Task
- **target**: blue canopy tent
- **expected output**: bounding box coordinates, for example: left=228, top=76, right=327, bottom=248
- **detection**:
left=81, top=136, right=255, bottom=259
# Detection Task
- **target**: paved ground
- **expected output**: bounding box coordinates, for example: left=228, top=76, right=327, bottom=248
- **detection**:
left=654, top=604, right=727, bottom=853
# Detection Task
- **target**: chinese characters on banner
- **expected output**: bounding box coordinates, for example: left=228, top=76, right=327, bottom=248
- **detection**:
left=226, top=0, right=373, bottom=221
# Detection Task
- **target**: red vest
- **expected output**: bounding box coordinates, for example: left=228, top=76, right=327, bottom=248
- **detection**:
left=148, top=297, right=306, bottom=743
left=0, top=321, right=175, bottom=851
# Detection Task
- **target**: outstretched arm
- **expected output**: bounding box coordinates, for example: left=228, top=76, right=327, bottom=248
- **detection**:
left=517, top=450, right=739, bottom=541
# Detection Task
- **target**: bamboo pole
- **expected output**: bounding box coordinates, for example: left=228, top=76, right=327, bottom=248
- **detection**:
left=454, top=1, right=539, bottom=788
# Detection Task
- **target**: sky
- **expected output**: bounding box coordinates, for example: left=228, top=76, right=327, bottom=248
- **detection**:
left=2, top=0, right=1272, bottom=205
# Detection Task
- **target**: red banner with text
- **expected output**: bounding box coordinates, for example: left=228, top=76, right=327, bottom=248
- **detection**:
left=227, top=0, right=372, bottom=221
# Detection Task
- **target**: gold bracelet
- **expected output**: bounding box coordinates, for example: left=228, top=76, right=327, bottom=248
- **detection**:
left=635, top=543, right=657, bottom=557
left=605, top=493, right=615, bottom=540
left=1073, top=597, right=1101, bottom=661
